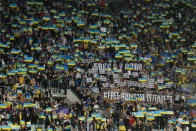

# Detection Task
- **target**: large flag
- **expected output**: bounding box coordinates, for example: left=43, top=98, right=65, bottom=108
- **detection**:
left=56, top=108, right=69, bottom=118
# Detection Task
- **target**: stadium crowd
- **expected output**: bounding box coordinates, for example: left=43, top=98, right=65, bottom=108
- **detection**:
left=0, top=0, right=195, bottom=131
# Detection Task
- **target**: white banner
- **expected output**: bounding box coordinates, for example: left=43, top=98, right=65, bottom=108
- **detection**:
left=90, top=63, right=143, bottom=73
left=103, top=91, right=173, bottom=103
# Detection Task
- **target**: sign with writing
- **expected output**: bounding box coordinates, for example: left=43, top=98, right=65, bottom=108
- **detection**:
left=78, top=62, right=156, bottom=89
left=81, top=57, right=94, bottom=63
left=86, top=77, right=92, bottom=82
left=91, top=87, right=99, bottom=93
left=100, top=76, right=106, bottom=81
left=157, top=79, right=164, bottom=84
left=76, top=73, right=81, bottom=78
left=100, top=27, right=107, bottom=32
left=90, top=63, right=143, bottom=73
left=103, top=91, right=173, bottom=103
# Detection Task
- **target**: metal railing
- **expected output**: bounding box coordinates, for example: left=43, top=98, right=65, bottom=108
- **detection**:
left=40, top=79, right=68, bottom=98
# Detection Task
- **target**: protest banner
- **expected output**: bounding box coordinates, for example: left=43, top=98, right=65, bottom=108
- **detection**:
left=103, top=91, right=173, bottom=103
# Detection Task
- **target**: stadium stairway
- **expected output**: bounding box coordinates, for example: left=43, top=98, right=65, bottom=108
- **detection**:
left=66, top=89, right=81, bottom=103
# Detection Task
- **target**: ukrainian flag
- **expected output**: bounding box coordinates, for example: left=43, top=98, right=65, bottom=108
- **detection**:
left=83, top=38, right=91, bottom=42
left=92, top=58, right=98, bottom=62
left=29, top=69, right=37, bottom=74
left=11, top=49, right=20, bottom=54
left=0, top=48, right=4, bottom=52
left=98, top=45, right=105, bottom=49
left=138, top=78, right=147, bottom=82
left=48, top=61, right=54, bottom=65
left=175, top=69, right=182, bottom=72
left=8, top=120, right=13, bottom=126
left=138, top=96, right=143, bottom=100
left=124, top=57, right=133, bottom=61
left=192, top=124, right=196, bottom=128
left=135, top=113, right=144, bottom=118
left=0, top=104, right=7, bottom=108
left=46, top=107, right=52, bottom=112
left=36, top=1, right=43, bottom=5
left=12, top=125, right=20, bottom=130
left=35, top=60, right=39, bottom=64
left=7, top=71, right=15, bottom=76
left=160, top=25, right=169, bottom=28
left=165, top=39, right=170, bottom=42
left=168, top=120, right=175, bottom=124
left=54, top=57, right=63, bottom=61
left=92, top=113, right=101, bottom=117
left=95, top=116, right=102, bottom=120
left=42, top=26, right=49, bottom=30
left=152, top=111, right=161, bottom=116
left=91, top=40, right=97, bottom=43
left=76, top=68, right=81, bottom=72
left=115, top=54, right=123, bottom=58
left=19, top=67, right=27, bottom=71
left=192, top=43, right=196, bottom=48
left=79, top=116, right=85, bottom=121
left=126, top=66, right=134, bottom=70
left=51, top=9, right=57, bottom=13
left=0, top=74, right=7, bottom=78
left=74, top=43, right=79, bottom=47
left=188, top=51, right=194, bottom=55
left=37, top=66, right=45, bottom=70
left=112, top=69, right=118, bottom=73
left=161, top=111, right=173, bottom=115
left=17, top=89, right=22, bottom=94
left=140, top=110, right=147, bottom=114
left=119, top=121, right=126, bottom=131
left=29, top=64, right=37, bottom=68
left=39, top=114, right=45, bottom=119
left=23, top=103, right=33, bottom=108
left=147, top=116, right=155, bottom=120
left=1, top=44, right=10, bottom=48
left=20, top=120, right=25, bottom=125
left=162, top=85, right=166, bottom=89
left=181, top=38, right=186, bottom=42
left=67, top=62, right=76, bottom=66
left=51, top=55, right=58, bottom=59
left=173, top=32, right=179, bottom=36
left=27, top=1, right=35, bottom=5
left=101, top=118, right=107, bottom=122
left=194, top=118, right=196, bottom=122
left=131, top=97, right=136, bottom=101
left=52, top=115, right=57, bottom=119
left=59, top=12, right=65, bottom=16
left=77, top=22, right=84, bottom=26
left=158, top=85, right=163, bottom=90
left=187, top=57, right=195, bottom=61
left=182, top=49, right=188, bottom=53
left=181, top=121, right=189, bottom=124
left=43, top=17, right=50, bottom=21
left=164, top=77, right=169, bottom=81
left=24, top=57, right=33, bottom=62
left=1, top=126, right=12, bottom=130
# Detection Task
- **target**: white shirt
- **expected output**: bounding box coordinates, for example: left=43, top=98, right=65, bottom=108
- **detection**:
left=94, top=104, right=99, bottom=110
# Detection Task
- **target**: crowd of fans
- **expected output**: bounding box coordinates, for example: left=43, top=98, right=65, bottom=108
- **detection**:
left=0, top=0, right=195, bottom=130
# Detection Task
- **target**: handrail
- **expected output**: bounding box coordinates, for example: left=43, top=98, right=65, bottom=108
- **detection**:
left=70, top=86, right=83, bottom=101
